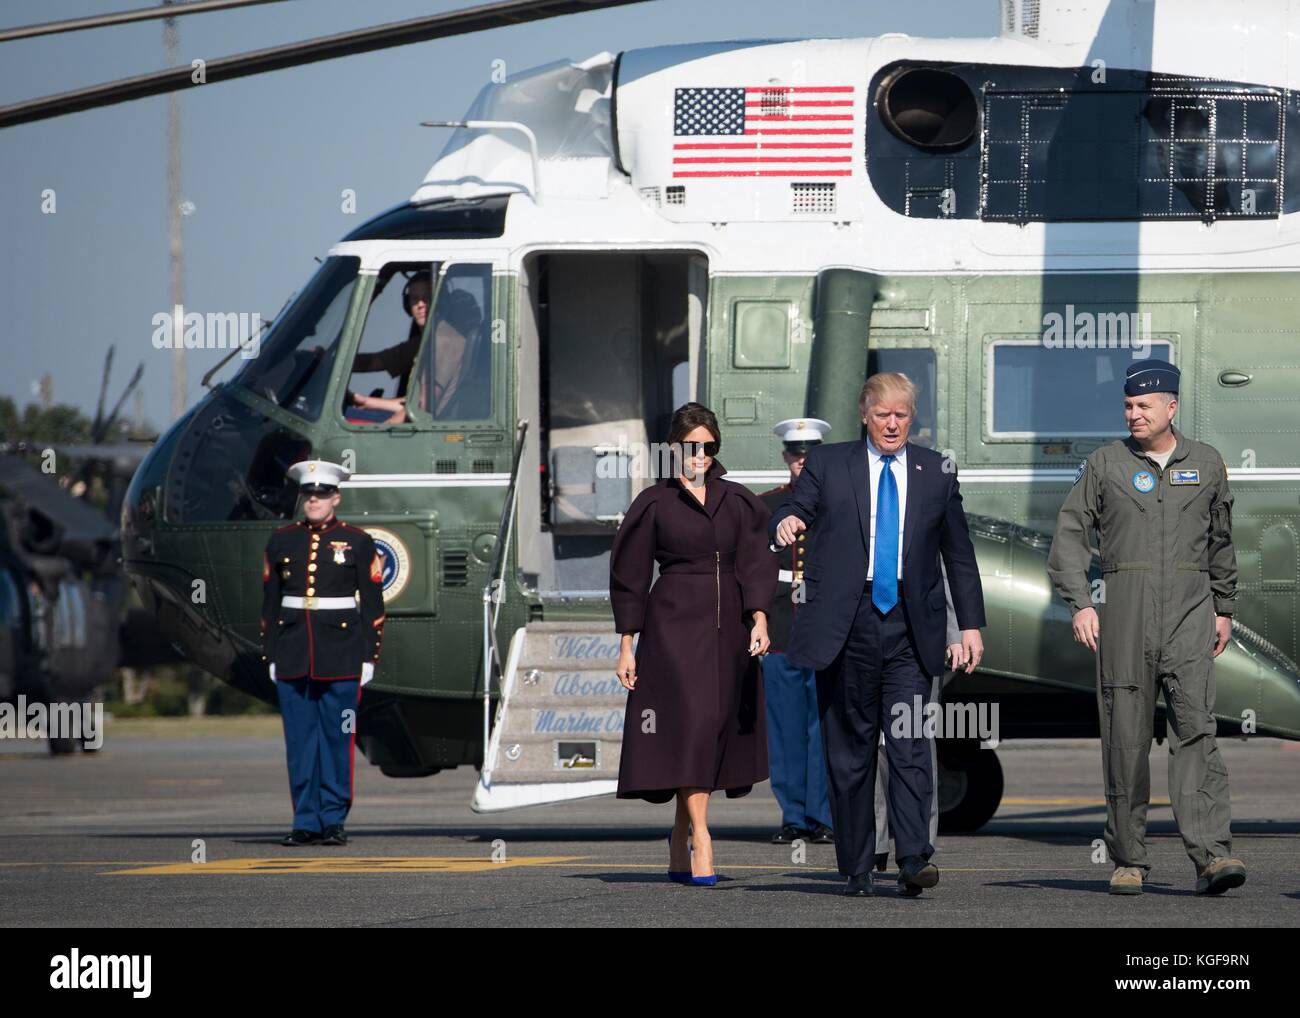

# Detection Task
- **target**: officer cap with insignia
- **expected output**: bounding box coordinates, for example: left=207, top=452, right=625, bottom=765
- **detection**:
left=287, top=459, right=351, bottom=495
left=773, top=417, right=831, bottom=455
left=1124, top=358, right=1179, bottom=397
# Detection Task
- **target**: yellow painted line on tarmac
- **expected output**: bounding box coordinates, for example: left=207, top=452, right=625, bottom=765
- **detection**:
left=103, top=855, right=587, bottom=875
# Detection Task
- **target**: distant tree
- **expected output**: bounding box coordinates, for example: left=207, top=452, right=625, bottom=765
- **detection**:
left=0, top=401, right=94, bottom=447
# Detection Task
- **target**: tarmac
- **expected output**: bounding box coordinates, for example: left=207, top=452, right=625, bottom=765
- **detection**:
left=1, top=717, right=1296, bottom=928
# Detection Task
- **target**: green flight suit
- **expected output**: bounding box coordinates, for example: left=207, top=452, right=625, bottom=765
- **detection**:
left=1046, top=425, right=1236, bottom=875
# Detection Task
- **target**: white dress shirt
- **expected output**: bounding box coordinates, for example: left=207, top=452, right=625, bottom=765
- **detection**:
left=866, top=440, right=907, bottom=581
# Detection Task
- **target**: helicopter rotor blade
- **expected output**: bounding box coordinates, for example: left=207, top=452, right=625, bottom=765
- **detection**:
left=0, top=0, right=651, bottom=129
left=0, top=0, right=295, bottom=44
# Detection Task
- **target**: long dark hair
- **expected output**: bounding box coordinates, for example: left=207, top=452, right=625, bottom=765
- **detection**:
left=667, top=402, right=721, bottom=448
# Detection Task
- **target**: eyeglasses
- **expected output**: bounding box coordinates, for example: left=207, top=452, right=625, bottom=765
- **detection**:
left=679, top=441, right=719, bottom=458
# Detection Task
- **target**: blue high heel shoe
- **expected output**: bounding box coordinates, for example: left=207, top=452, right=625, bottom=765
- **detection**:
left=667, top=831, right=691, bottom=883
left=685, top=833, right=716, bottom=886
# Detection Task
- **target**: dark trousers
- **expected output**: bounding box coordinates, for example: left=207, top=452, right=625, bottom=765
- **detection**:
left=816, top=586, right=935, bottom=877
left=277, top=678, right=360, bottom=832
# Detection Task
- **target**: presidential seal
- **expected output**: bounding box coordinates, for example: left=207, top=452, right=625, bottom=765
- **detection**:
left=364, top=527, right=410, bottom=603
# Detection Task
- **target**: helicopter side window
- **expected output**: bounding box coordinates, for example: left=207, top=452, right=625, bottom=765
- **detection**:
left=988, top=339, right=1174, bottom=437
left=407, top=264, right=494, bottom=422
left=342, top=261, right=440, bottom=425
left=234, top=256, right=359, bottom=421
left=867, top=348, right=937, bottom=446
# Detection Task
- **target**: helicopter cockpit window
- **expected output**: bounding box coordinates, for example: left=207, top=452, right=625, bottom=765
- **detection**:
left=408, top=264, right=494, bottom=422
left=234, top=255, right=359, bottom=421
left=343, top=262, right=440, bottom=424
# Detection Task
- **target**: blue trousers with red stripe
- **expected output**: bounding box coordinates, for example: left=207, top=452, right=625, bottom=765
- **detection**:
left=276, top=678, right=359, bottom=832
left=762, top=651, right=832, bottom=831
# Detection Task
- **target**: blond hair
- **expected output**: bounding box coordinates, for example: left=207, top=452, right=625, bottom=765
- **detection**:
left=859, top=372, right=918, bottom=415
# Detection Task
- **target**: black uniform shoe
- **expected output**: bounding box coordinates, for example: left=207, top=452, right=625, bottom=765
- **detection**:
left=281, top=829, right=322, bottom=846
left=772, top=824, right=809, bottom=844
left=898, top=857, right=940, bottom=897
left=843, top=872, right=873, bottom=896
left=874, top=852, right=889, bottom=873
left=320, top=825, right=348, bottom=846
left=809, top=824, right=835, bottom=844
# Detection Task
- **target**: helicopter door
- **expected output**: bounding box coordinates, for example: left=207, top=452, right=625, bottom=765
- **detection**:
left=516, top=250, right=708, bottom=596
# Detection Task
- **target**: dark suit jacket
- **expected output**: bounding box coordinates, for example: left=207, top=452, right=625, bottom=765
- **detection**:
left=766, top=440, right=985, bottom=676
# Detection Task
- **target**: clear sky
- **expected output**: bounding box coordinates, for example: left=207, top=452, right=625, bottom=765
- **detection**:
left=0, top=0, right=997, bottom=433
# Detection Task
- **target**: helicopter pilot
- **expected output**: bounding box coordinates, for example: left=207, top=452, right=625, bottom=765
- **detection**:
left=349, top=270, right=431, bottom=414
left=350, top=287, right=487, bottom=423
left=261, top=459, right=385, bottom=846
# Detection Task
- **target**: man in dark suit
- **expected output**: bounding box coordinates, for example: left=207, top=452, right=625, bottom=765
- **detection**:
left=769, top=372, right=986, bottom=897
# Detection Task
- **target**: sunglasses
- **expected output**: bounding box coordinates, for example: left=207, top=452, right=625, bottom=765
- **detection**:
left=679, top=441, right=719, bottom=458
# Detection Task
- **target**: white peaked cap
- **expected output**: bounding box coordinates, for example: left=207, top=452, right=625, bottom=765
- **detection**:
left=772, top=418, right=832, bottom=444
left=287, top=460, right=351, bottom=490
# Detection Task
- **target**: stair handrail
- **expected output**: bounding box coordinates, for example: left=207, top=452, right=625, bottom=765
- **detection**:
left=481, top=418, right=529, bottom=771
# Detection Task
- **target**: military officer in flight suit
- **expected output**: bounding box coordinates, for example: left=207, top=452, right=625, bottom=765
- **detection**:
left=760, top=419, right=835, bottom=846
left=1047, top=358, right=1247, bottom=896
left=262, top=460, right=386, bottom=847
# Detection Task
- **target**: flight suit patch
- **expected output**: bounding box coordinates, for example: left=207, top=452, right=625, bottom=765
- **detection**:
left=1131, top=470, right=1156, bottom=493
left=1169, top=469, right=1200, bottom=485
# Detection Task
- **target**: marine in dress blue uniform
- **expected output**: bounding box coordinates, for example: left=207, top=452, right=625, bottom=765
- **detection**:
left=759, top=418, right=834, bottom=845
left=262, top=460, right=385, bottom=846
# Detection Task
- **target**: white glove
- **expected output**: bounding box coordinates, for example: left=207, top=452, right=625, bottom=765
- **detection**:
left=361, top=662, right=374, bottom=686
left=269, top=663, right=276, bottom=681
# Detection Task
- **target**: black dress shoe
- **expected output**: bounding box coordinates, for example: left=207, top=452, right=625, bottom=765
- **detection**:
left=874, top=852, right=889, bottom=873
left=809, top=824, right=835, bottom=844
left=772, top=823, right=809, bottom=844
left=320, top=825, right=348, bottom=846
left=897, top=857, right=939, bottom=896
left=843, top=873, right=873, bottom=896
left=281, top=829, right=322, bottom=846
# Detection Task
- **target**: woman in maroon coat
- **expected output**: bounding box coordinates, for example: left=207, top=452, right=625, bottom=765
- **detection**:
left=610, top=403, right=778, bottom=885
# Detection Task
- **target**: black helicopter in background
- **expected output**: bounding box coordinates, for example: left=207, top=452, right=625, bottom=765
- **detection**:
left=0, top=350, right=178, bottom=754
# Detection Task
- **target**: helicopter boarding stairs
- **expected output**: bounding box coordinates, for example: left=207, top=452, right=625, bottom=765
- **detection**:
left=473, top=620, right=630, bottom=811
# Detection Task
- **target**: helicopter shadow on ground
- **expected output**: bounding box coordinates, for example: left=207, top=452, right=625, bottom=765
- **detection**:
left=564, top=868, right=935, bottom=897
left=88, top=824, right=801, bottom=847
left=979, top=811, right=1300, bottom=844
left=986, top=876, right=1236, bottom=898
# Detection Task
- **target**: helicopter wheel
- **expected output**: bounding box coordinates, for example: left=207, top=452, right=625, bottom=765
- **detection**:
left=937, top=738, right=1003, bottom=833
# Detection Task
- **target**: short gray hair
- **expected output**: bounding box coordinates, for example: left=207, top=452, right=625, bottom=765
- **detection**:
left=859, top=372, right=918, bottom=415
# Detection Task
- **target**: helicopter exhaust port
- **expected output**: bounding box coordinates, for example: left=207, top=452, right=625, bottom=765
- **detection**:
left=875, top=65, right=978, bottom=151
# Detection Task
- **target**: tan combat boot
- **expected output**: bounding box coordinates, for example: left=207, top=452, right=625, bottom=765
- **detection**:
left=1109, top=865, right=1143, bottom=895
left=1196, top=857, right=1246, bottom=895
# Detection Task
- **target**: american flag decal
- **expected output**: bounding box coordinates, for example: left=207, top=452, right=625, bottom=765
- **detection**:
left=672, top=85, right=856, bottom=178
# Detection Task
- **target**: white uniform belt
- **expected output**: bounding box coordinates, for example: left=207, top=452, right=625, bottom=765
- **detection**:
left=281, top=595, right=355, bottom=610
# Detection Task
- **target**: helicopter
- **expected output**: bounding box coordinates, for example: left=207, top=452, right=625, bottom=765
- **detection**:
left=0, top=351, right=177, bottom=753
left=10, top=0, right=1300, bottom=828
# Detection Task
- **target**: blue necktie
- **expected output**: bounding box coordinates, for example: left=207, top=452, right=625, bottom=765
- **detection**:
left=872, top=454, right=898, bottom=614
